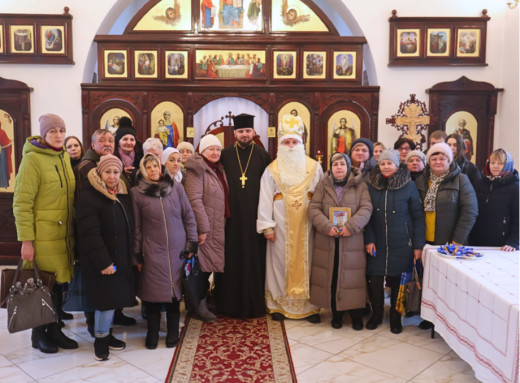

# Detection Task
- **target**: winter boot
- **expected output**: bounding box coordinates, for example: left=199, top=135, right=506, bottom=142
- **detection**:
left=145, top=308, right=161, bottom=350
left=349, top=308, right=364, bottom=331
left=94, top=335, right=110, bottom=361
left=31, top=325, right=58, bottom=354
left=193, top=298, right=217, bottom=322
left=85, top=311, right=95, bottom=338
left=113, top=308, right=136, bottom=326
left=331, top=310, right=344, bottom=329
left=108, top=328, right=126, bottom=350
left=166, top=300, right=180, bottom=348
left=389, top=278, right=403, bottom=334
left=366, top=276, right=384, bottom=330
left=46, top=322, right=78, bottom=349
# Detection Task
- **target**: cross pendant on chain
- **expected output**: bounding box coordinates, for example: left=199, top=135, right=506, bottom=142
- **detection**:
left=240, top=174, right=247, bottom=188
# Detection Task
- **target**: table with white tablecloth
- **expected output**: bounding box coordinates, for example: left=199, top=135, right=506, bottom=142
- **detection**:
left=420, top=245, right=519, bottom=383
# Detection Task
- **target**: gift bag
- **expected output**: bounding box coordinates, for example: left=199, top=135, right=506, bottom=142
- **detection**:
left=6, top=259, right=57, bottom=333
left=181, top=257, right=205, bottom=312
left=405, top=259, right=422, bottom=314
left=63, top=262, right=88, bottom=312
left=1, top=260, right=56, bottom=309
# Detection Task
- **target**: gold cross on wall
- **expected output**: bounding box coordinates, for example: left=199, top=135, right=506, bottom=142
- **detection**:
left=387, top=103, right=430, bottom=144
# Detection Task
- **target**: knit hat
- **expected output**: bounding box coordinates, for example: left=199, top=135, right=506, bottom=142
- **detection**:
left=427, top=142, right=453, bottom=164
left=161, top=147, right=179, bottom=165
left=177, top=141, right=194, bottom=153
left=199, top=135, right=222, bottom=154
left=405, top=150, right=427, bottom=166
left=349, top=137, right=374, bottom=158
left=378, top=149, right=400, bottom=168
left=39, top=114, right=65, bottom=138
left=97, top=154, right=123, bottom=176
left=114, top=117, right=136, bottom=144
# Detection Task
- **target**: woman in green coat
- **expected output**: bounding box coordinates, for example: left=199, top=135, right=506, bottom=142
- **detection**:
left=12, top=114, right=77, bottom=354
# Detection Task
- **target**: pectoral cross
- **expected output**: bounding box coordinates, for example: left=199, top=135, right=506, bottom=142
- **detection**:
left=240, top=174, right=247, bottom=188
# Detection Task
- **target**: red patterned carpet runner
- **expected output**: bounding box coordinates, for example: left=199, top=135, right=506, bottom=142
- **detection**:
left=166, top=315, right=297, bottom=383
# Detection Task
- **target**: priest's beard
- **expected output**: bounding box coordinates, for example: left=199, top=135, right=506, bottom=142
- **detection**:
left=277, top=143, right=307, bottom=186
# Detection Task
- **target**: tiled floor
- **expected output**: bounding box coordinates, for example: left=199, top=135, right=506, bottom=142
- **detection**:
left=0, top=301, right=480, bottom=383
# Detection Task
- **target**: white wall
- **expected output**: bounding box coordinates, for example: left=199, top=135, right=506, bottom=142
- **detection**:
left=1, top=0, right=518, bottom=162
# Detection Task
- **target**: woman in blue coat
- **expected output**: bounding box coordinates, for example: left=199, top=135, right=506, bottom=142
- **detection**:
left=365, top=149, right=425, bottom=334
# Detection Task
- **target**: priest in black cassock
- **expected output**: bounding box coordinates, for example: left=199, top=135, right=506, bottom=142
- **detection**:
left=215, top=113, right=272, bottom=318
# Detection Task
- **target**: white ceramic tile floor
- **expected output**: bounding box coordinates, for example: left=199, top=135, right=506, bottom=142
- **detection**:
left=0, top=302, right=480, bottom=382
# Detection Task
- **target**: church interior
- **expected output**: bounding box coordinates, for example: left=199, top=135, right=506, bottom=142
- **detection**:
left=0, top=0, right=518, bottom=382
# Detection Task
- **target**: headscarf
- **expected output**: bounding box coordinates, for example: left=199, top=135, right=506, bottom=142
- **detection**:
left=484, top=149, right=514, bottom=180
left=139, top=153, right=162, bottom=184
left=161, top=147, right=183, bottom=183
left=329, top=152, right=351, bottom=187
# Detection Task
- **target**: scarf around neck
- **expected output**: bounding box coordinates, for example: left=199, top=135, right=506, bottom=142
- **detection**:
left=424, top=170, right=449, bottom=212
left=118, top=146, right=135, bottom=169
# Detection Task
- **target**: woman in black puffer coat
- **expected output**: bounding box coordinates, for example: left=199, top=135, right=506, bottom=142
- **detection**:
left=365, top=150, right=425, bottom=334
left=76, top=155, right=135, bottom=361
left=470, top=149, right=519, bottom=251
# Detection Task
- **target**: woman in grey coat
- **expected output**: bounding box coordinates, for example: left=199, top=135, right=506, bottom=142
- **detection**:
left=309, top=153, right=372, bottom=330
left=132, top=153, right=198, bottom=349
left=415, top=143, right=478, bottom=330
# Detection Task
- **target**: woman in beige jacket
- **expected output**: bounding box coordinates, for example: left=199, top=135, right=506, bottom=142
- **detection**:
left=309, top=152, right=372, bottom=330
left=184, top=135, right=229, bottom=321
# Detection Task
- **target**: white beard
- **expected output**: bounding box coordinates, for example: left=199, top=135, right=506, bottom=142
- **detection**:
left=277, top=144, right=307, bottom=186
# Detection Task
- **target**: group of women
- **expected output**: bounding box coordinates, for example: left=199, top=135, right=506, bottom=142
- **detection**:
left=308, top=134, right=517, bottom=334
left=12, top=113, right=518, bottom=361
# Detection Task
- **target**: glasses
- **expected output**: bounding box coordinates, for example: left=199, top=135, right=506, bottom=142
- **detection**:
left=397, top=146, right=411, bottom=152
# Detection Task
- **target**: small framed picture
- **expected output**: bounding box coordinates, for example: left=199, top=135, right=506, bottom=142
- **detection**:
left=40, top=26, right=65, bottom=54
left=329, top=207, right=352, bottom=229
left=273, top=51, right=297, bottom=79
left=104, top=50, right=128, bottom=78
left=396, top=29, right=420, bottom=57
left=456, top=28, right=480, bottom=57
left=333, top=51, right=356, bottom=79
left=9, top=25, right=34, bottom=54
left=165, top=50, right=188, bottom=79
left=135, top=50, right=158, bottom=78
left=303, top=51, right=326, bottom=79
left=426, top=28, right=450, bottom=57
left=0, top=25, right=4, bottom=54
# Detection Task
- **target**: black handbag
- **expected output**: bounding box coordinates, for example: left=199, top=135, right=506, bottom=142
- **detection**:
left=405, top=259, right=422, bottom=314
left=181, top=256, right=205, bottom=312
left=6, top=259, right=57, bottom=333
left=63, top=261, right=88, bottom=312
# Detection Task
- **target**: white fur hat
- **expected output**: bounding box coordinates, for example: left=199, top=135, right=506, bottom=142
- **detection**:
left=426, top=142, right=453, bottom=164
left=199, top=135, right=222, bottom=154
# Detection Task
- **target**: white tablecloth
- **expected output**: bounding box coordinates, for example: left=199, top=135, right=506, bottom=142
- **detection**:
left=421, top=245, right=519, bottom=383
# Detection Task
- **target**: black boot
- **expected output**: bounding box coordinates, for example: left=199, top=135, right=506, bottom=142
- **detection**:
left=145, top=303, right=161, bottom=350
left=331, top=310, right=344, bottom=329
left=61, top=309, right=73, bottom=320
left=94, top=335, right=110, bottom=361
left=389, top=277, right=403, bottom=334
left=85, top=311, right=95, bottom=338
left=166, top=300, right=180, bottom=348
left=108, top=329, right=126, bottom=351
left=47, top=322, right=79, bottom=349
left=192, top=298, right=217, bottom=322
left=113, top=308, right=136, bottom=326
left=349, top=308, right=364, bottom=331
left=366, top=276, right=384, bottom=330
left=31, top=325, right=58, bottom=354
